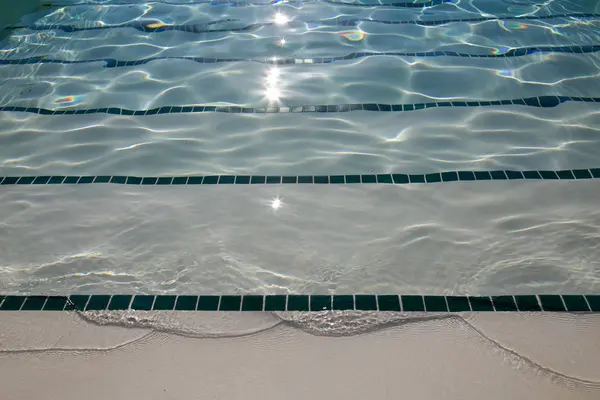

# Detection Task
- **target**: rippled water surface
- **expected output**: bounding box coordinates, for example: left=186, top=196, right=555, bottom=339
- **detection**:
left=0, top=0, right=599, bottom=294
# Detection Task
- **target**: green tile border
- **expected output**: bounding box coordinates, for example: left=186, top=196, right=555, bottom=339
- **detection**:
left=0, top=294, right=597, bottom=312
left=1, top=168, right=599, bottom=187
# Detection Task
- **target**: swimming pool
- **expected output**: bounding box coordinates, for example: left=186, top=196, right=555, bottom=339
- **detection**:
left=1, top=0, right=600, bottom=296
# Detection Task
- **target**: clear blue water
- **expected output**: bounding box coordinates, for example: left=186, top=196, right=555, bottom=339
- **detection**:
left=0, top=0, right=599, bottom=295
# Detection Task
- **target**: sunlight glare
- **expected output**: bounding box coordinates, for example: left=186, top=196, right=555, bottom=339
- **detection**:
left=274, top=12, right=289, bottom=25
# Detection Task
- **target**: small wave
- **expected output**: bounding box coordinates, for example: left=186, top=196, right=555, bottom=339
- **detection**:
left=77, top=309, right=284, bottom=338
left=76, top=307, right=453, bottom=338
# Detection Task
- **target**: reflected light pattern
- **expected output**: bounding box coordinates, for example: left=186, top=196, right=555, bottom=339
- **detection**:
left=339, top=31, right=365, bottom=41
left=53, top=95, right=85, bottom=106
left=145, top=20, right=168, bottom=29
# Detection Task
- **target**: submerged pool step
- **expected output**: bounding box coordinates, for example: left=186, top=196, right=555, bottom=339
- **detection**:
left=0, top=294, right=598, bottom=312
left=1, top=168, right=599, bottom=186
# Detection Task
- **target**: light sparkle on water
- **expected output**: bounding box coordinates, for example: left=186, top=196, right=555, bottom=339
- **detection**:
left=271, top=196, right=283, bottom=210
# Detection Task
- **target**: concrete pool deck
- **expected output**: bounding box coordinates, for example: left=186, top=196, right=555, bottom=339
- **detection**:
left=0, top=311, right=599, bottom=399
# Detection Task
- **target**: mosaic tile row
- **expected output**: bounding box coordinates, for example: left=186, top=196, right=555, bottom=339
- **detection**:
left=1, top=294, right=598, bottom=312
left=1, top=169, right=599, bottom=186
left=0, top=96, right=597, bottom=117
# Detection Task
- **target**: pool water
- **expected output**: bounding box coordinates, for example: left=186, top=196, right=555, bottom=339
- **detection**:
left=0, top=0, right=599, bottom=295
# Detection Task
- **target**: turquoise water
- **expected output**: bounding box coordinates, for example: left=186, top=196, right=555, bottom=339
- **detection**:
left=0, top=0, right=599, bottom=295
left=1, top=0, right=600, bottom=175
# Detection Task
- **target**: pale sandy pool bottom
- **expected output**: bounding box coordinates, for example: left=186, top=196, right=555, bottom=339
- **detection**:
left=0, top=311, right=599, bottom=400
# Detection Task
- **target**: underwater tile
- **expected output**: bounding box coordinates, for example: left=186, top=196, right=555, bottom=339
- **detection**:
left=32, top=176, right=51, bottom=184
left=0, top=296, right=26, bottom=311
left=141, top=177, right=158, bottom=185
left=354, top=295, right=377, bottom=310
left=492, top=296, right=517, bottom=311
left=156, top=177, right=173, bottom=185
left=241, top=295, right=264, bottom=311
left=43, top=296, right=68, bottom=311
left=219, top=295, right=242, bottom=311
left=490, top=170, right=507, bottom=180
left=392, top=174, right=409, bottom=184
left=21, top=296, right=47, bottom=311
left=16, top=176, right=35, bottom=184
left=219, top=175, right=235, bottom=184
left=409, top=174, right=425, bottom=183
left=441, top=172, right=459, bottom=182
left=174, top=296, right=198, bottom=311
left=562, top=295, right=590, bottom=312
left=94, top=176, right=111, bottom=183
left=572, top=169, right=592, bottom=179
left=187, top=176, right=203, bottom=184
left=376, top=174, right=393, bottom=183
left=314, top=176, right=329, bottom=184
left=126, top=176, right=142, bottom=185
left=110, top=176, right=127, bottom=184
left=68, top=295, right=90, bottom=311
left=48, top=176, right=66, bottom=184
left=425, top=173, right=442, bottom=183
left=523, top=170, right=542, bottom=179
left=468, top=296, right=494, bottom=311
left=287, top=295, right=309, bottom=311
left=446, top=296, right=470, bottom=312
left=85, top=295, right=111, bottom=311
left=505, top=170, right=524, bottom=180
left=281, top=176, right=297, bottom=184
left=401, top=295, right=425, bottom=311
left=585, top=295, right=600, bottom=311
left=264, top=295, right=287, bottom=311
left=361, top=174, right=377, bottom=183
left=332, top=295, right=354, bottom=310
left=345, top=175, right=361, bottom=183
left=297, top=176, right=313, bottom=184
left=108, top=295, right=133, bottom=310
left=377, top=295, right=401, bottom=311
left=424, top=296, right=448, bottom=312
left=539, top=170, right=559, bottom=179
left=556, top=170, right=575, bottom=179
left=514, top=295, right=541, bottom=311
left=196, top=296, right=220, bottom=311
left=474, top=171, right=492, bottom=180
left=131, top=295, right=155, bottom=310
left=235, top=176, right=251, bottom=184
left=329, top=175, right=345, bottom=184
left=310, top=295, right=332, bottom=311
left=153, top=295, right=176, bottom=310
left=538, top=295, right=566, bottom=311
left=202, top=175, right=219, bottom=184
left=251, top=176, right=266, bottom=184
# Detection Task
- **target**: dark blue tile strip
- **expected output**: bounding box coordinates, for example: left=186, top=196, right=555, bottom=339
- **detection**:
left=1, top=97, right=595, bottom=117
left=1, top=294, right=599, bottom=311
left=1, top=168, right=597, bottom=186
left=34, top=0, right=465, bottom=10
left=3, top=44, right=600, bottom=68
